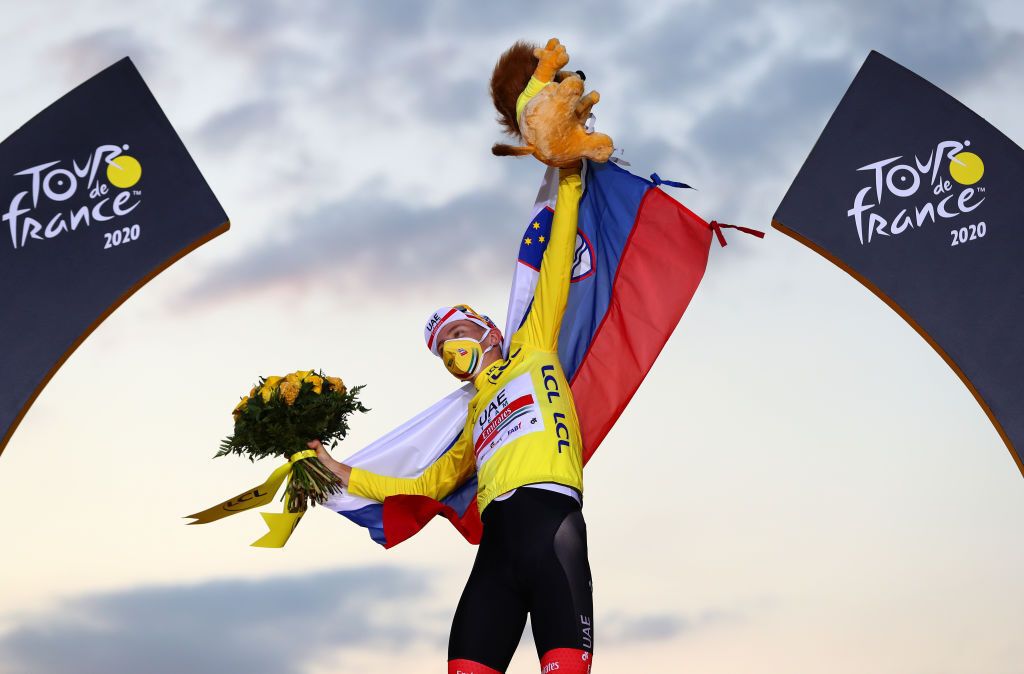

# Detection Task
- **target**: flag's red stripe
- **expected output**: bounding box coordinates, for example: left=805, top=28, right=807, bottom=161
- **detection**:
left=571, top=188, right=712, bottom=464
left=381, top=494, right=482, bottom=548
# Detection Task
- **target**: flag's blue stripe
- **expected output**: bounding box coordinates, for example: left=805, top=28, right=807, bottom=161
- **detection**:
left=518, top=207, right=554, bottom=268
left=559, top=161, right=653, bottom=379
left=442, top=474, right=478, bottom=520
left=341, top=504, right=387, bottom=545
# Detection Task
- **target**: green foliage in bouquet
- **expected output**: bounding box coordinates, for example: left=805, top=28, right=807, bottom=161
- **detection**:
left=217, top=369, right=369, bottom=513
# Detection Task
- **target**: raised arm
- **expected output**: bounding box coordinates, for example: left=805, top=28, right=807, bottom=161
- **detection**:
left=512, top=165, right=583, bottom=352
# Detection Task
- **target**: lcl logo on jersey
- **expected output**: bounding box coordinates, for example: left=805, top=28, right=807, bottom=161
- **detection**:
left=541, top=364, right=571, bottom=454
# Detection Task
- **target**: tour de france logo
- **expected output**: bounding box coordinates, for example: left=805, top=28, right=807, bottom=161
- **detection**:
left=106, top=152, right=143, bottom=189
left=847, top=139, right=987, bottom=247
left=5, top=143, right=144, bottom=252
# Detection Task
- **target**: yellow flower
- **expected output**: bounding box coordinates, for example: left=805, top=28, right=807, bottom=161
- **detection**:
left=256, top=376, right=281, bottom=402
left=232, top=396, right=248, bottom=417
left=279, top=380, right=301, bottom=405
left=293, top=370, right=312, bottom=380
left=248, top=386, right=257, bottom=398
left=325, top=376, right=346, bottom=394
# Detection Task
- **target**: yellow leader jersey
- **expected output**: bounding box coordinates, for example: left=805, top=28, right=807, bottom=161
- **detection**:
left=348, top=169, right=585, bottom=515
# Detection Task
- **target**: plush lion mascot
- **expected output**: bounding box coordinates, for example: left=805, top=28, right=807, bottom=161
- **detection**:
left=489, top=38, right=614, bottom=168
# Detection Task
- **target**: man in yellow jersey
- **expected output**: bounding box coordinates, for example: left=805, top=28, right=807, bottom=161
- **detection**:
left=310, top=166, right=592, bottom=674
left=309, top=52, right=594, bottom=673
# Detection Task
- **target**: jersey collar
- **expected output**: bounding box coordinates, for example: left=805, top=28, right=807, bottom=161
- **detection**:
left=474, top=357, right=505, bottom=389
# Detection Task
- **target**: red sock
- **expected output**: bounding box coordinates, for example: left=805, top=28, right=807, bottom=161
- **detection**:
left=448, top=658, right=502, bottom=674
left=540, top=648, right=593, bottom=674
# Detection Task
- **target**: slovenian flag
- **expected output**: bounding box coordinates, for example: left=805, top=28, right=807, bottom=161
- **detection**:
left=324, top=160, right=759, bottom=547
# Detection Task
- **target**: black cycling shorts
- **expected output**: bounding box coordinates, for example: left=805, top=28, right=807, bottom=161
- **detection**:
left=447, top=486, right=594, bottom=673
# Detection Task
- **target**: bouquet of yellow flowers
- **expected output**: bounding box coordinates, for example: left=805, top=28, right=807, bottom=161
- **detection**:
left=187, top=369, right=368, bottom=547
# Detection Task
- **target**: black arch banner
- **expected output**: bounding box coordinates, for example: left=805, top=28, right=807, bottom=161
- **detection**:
left=773, top=50, right=1024, bottom=477
left=0, top=57, right=228, bottom=457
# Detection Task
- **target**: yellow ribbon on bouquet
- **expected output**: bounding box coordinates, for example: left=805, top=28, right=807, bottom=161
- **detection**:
left=186, top=449, right=317, bottom=548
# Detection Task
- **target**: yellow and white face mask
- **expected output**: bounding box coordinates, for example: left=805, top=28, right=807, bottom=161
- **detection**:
left=441, top=326, right=496, bottom=380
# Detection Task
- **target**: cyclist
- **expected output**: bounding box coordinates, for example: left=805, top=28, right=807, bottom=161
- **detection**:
left=311, top=89, right=593, bottom=674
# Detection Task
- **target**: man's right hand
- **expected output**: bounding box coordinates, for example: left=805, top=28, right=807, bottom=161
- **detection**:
left=307, top=439, right=352, bottom=486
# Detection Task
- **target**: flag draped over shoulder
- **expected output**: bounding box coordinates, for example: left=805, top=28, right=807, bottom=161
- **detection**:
left=326, top=160, right=741, bottom=547
left=0, top=58, right=228, bottom=457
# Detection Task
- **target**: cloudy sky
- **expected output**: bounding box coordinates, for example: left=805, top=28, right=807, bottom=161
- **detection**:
left=2, top=1, right=1024, bottom=672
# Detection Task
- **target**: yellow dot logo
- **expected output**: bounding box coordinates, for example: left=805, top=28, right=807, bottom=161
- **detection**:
left=949, top=151, right=984, bottom=185
left=107, top=154, right=142, bottom=189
